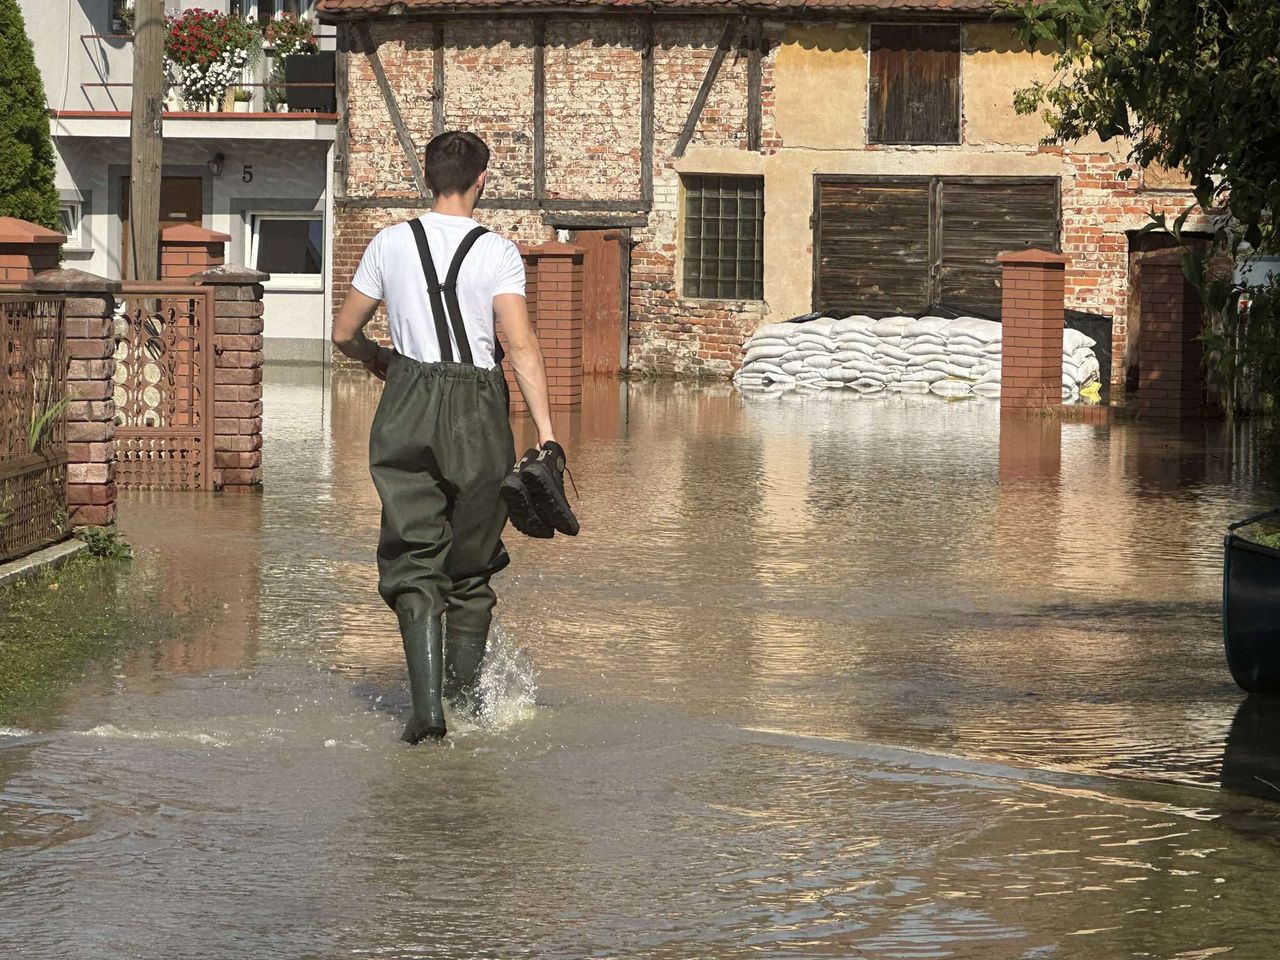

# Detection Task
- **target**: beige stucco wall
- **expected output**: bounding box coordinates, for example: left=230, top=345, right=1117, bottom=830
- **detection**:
left=773, top=25, right=868, bottom=150
left=679, top=22, right=1134, bottom=321
left=679, top=144, right=1066, bottom=323
left=961, top=24, right=1056, bottom=147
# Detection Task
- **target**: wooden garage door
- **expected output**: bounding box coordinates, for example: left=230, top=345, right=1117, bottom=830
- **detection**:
left=812, top=179, right=933, bottom=315
left=813, top=177, right=1060, bottom=317
left=938, top=180, right=1060, bottom=315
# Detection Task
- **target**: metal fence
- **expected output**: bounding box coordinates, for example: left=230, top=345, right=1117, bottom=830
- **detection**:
left=0, top=296, right=69, bottom=562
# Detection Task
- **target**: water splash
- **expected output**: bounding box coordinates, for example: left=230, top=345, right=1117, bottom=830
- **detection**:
left=77, top=724, right=228, bottom=747
left=0, top=726, right=33, bottom=738
left=457, top=623, right=538, bottom=734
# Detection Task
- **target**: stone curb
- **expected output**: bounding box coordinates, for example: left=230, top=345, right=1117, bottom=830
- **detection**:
left=0, top=539, right=89, bottom=590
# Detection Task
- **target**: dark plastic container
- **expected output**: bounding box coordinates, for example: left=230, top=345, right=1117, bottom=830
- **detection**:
left=284, top=52, right=336, bottom=114
left=1223, top=508, right=1280, bottom=693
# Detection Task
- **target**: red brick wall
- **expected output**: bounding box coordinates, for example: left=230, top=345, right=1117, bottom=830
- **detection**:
left=63, top=293, right=118, bottom=527
left=999, top=250, right=1067, bottom=411
left=545, top=20, right=643, bottom=202
left=333, top=17, right=770, bottom=380
left=21, top=271, right=119, bottom=529
left=626, top=19, right=773, bottom=378
left=203, top=272, right=266, bottom=491
left=0, top=244, right=60, bottom=281
left=1057, top=151, right=1207, bottom=391
left=159, top=225, right=229, bottom=280
left=0, top=217, right=65, bottom=281
left=1137, top=255, right=1203, bottom=419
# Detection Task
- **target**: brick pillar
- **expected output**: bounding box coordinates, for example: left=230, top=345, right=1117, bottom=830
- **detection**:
left=160, top=224, right=229, bottom=280
left=499, top=243, right=584, bottom=414
left=525, top=242, right=583, bottom=408
left=0, top=217, right=66, bottom=281
left=999, top=249, right=1068, bottom=411
left=190, top=267, right=267, bottom=492
left=24, top=269, right=120, bottom=528
left=1137, top=253, right=1203, bottom=420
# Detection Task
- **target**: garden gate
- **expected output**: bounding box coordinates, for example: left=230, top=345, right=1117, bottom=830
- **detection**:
left=113, top=283, right=216, bottom=490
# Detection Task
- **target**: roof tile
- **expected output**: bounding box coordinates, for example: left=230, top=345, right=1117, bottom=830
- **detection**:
left=317, top=0, right=1000, bottom=17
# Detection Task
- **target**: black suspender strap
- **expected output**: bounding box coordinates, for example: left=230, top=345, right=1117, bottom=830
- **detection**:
left=407, top=218, right=454, bottom=363
left=442, top=225, right=489, bottom=366
left=407, top=219, right=492, bottom=367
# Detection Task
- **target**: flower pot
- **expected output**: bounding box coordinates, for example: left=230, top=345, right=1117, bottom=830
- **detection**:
left=233, top=101, right=252, bottom=113
left=222, top=90, right=236, bottom=112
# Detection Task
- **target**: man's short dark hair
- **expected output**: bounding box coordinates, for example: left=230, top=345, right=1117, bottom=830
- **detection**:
left=424, top=131, right=490, bottom=196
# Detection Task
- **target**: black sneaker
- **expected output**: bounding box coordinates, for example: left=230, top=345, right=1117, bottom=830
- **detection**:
left=520, top=441, right=579, bottom=537
left=500, top=449, right=556, bottom=539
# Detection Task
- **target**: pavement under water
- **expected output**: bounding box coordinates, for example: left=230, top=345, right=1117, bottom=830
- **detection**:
left=2, top=368, right=1280, bottom=959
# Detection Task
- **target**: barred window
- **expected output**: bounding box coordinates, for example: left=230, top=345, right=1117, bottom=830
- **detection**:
left=681, top=175, right=764, bottom=300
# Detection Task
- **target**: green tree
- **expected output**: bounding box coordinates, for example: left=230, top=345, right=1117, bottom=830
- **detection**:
left=0, top=0, right=60, bottom=230
left=1009, top=0, right=1280, bottom=413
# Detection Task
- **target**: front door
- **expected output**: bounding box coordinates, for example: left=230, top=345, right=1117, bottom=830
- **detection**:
left=121, top=176, right=204, bottom=278
left=573, top=229, right=627, bottom=376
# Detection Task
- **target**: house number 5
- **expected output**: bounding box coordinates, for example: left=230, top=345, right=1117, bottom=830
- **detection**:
left=242, top=165, right=254, bottom=184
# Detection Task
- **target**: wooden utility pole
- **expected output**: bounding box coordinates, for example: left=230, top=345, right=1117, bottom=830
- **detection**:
left=128, top=0, right=165, bottom=282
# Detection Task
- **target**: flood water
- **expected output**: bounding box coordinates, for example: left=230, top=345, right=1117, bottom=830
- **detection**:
left=3, top=368, right=1280, bottom=959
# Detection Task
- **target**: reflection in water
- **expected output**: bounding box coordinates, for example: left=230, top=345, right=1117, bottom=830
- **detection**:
left=1221, top=696, right=1280, bottom=802
left=1, top=369, right=1279, bottom=958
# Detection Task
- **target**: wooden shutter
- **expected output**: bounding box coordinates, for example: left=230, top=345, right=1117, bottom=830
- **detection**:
left=938, top=179, right=1059, bottom=315
left=868, top=25, right=961, bottom=145
left=813, top=179, right=932, bottom=314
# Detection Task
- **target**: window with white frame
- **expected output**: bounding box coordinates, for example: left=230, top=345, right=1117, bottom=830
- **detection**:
left=240, top=0, right=314, bottom=21
left=248, top=212, right=323, bottom=288
left=59, top=201, right=84, bottom=248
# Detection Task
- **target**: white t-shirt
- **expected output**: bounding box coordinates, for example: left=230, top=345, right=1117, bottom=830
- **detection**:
left=351, top=212, right=525, bottom=368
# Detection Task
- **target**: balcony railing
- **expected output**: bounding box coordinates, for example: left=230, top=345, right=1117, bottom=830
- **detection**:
left=73, top=33, right=337, bottom=118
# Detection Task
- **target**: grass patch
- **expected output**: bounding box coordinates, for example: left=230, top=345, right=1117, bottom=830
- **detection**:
left=1246, top=528, right=1280, bottom=550
left=75, top=525, right=133, bottom=560
left=0, top=555, right=136, bottom=723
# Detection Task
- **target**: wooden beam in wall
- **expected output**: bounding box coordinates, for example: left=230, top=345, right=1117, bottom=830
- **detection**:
left=356, top=22, right=429, bottom=198
left=541, top=212, right=649, bottom=228
left=640, top=20, right=654, bottom=206
left=432, top=23, right=445, bottom=137
left=335, top=23, right=351, bottom=199
left=671, top=19, right=737, bottom=159
left=746, top=18, right=762, bottom=152
left=533, top=18, right=546, bottom=203
left=337, top=196, right=649, bottom=212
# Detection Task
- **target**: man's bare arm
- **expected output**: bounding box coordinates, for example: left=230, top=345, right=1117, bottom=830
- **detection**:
left=332, top=289, right=390, bottom=378
left=494, top=292, right=556, bottom=446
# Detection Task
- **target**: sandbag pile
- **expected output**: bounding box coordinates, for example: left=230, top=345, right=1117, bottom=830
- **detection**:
left=733, top=315, right=1102, bottom=402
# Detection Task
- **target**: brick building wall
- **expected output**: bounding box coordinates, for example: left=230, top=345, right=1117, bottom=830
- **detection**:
left=332, top=17, right=779, bottom=379
left=328, top=13, right=1199, bottom=388
left=1057, top=151, right=1208, bottom=390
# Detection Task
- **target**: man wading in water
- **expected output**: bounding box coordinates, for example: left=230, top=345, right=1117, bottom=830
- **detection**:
left=333, top=131, right=568, bottom=743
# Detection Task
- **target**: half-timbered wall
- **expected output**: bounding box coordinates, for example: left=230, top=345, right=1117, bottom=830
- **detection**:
left=330, top=14, right=1203, bottom=388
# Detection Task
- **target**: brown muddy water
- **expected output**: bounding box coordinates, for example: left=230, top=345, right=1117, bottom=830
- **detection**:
left=3, top=367, right=1280, bottom=959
